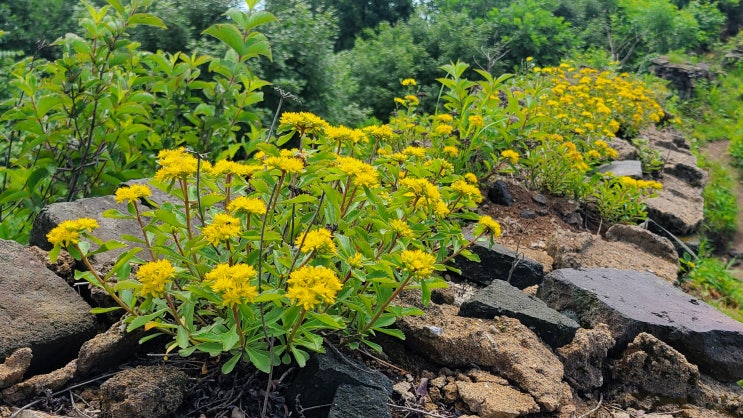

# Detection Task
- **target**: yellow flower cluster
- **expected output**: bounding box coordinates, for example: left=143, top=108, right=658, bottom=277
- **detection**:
left=501, top=150, right=519, bottom=164
left=443, top=146, right=459, bottom=157
left=209, top=160, right=263, bottom=177
left=400, top=249, right=436, bottom=280
left=296, top=228, right=337, bottom=256
left=114, top=184, right=151, bottom=204
left=402, top=146, right=427, bottom=158
left=464, top=173, right=478, bottom=184
left=280, top=111, right=329, bottom=135
left=265, top=156, right=304, bottom=174
left=401, top=78, right=417, bottom=87
left=363, top=124, right=395, bottom=142
left=617, top=176, right=663, bottom=190
left=390, top=219, right=414, bottom=238
left=468, top=115, right=484, bottom=128
left=154, top=148, right=199, bottom=181
left=336, top=156, right=380, bottom=188
left=205, top=263, right=258, bottom=307
left=286, top=265, right=342, bottom=310
left=326, top=125, right=366, bottom=145
left=202, top=213, right=241, bottom=245
left=228, top=196, right=267, bottom=215
left=47, top=218, right=99, bottom=247
left=475, top=215, right=502, bottom=237
left=450, top=180, right=483, bottom=203
left=137, top=259, right=175, bottom=298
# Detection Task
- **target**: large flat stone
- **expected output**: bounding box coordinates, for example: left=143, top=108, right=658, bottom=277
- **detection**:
left=459, top=279, right=579, bottom=348
left=646, top=174, right=704, bottom=235
left=537, top=268, right=743, bottom=382
left=451, top=230, right=544, bottom=289
left=30, top=196, right=145, bottom=267
left=0, top=239, right=96, bottom=374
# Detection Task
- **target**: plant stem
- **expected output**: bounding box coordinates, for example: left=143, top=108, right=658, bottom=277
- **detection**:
left=359, top=273, right=413, bottom=335
left=77, top=247, right=135, bottom=316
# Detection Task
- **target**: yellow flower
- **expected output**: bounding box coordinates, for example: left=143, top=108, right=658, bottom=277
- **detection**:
left=390, top=219, right=414, bottom=238
left=347, top=252, right=364, bottom=269
left=326, top=125, right=366, bottom=145
left=587, top=149, right=602, bottom=160
left=265, top=156, right=304, bottom=174
left=114, top=184, right=152, bottom=204
left=594, top=140, right=608, bottom=149
left=287, top=265, right=342, bottom=310
left=202, top=213, right=241, bottom=245
left=468, top=115, right=484, bottom=128
left=296, top=228, right=337, bottom=256
left=336, top=156, right=380, bottom=188
left=137, top=259, right=175, bottom=298
left=619, top=176, right=638, bottom=187
left=404, top=95, right=419, bottom=106
left=394, top=97, right=406, bottom=106
left=46, top=218, right=100, bottom=247
left=353, top=171, right=380, bottom=188
left=400, top=249, right=436, bottom=280
left=451, top=180, right=483, bottom=203
left=363, top=125, right=395, bottom=142
left=205, top=263, right=258, bottom=307
left=443, top=146, right=459, bottom=157
left=279, top=111, right=329, bottom=135
left=475, top=215, right=502, bottom=237
left=435, top=124, right=453, bottom=136
left=402, top=146, right=426, bottom=158
left=401, top=78, right=417, bottom=86
left=209, top=160, right=262, bottom=177
left=464, top=173, right=478, bottom=184
left=228, top=196, right=267, bottom=215
left=436, top=114, right=453, bottom=123
left=501, top=150, right=519, bottom=164
left=154, top=148, right=198, bottom=181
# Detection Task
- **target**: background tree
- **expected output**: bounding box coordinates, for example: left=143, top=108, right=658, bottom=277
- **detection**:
left=0, top=0, right=78, bottom=59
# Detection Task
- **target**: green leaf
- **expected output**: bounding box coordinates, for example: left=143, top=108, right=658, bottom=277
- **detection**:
left=203, top=24, right=248, bottom=57
left=127, top=308, right=168, bottom=332
left=245, top=346, right=272, bottom=373
left=371, top=314, right=397, bottom=329
left=139, top=332, right=163, bottom=344
left=90, top=306, right=123, bottom=314
left=176, top=326, right=190, bottom=348
left=308, top=312, right=344, bottom=329
left=105, top=0, right=125, bottom=16
left=128, top=13, right=167, bottom=29
left=374, top=327, right=405, bottom=340
left=221, top=326, right=240, bottom=351
left=103, top=247, right=142, bottom=281
left=282, top=194, right=318, bottom=205
left=361, top=338, right=383, bottom=352
left=290, top=346, right=309, bottom=368
left=49, top=246, right=60, bottom=263
left=222, top=352, right=242, bottom=374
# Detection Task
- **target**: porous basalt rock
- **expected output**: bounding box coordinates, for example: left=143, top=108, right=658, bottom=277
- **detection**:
left=557, top=324, right=615, bottom=393
left=100, top=366, right=188, bottom=418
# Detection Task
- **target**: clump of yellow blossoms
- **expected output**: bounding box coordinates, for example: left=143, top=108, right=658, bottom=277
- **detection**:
left=336, top=156, right=380, bottom=188
left=279, top=111, right=329, bottom=136
left=265, top=156, right=304, bottom=174
left=389, top=219, right=414, bottom=238
left=205, top=263, right=259, bottom=307
left=451, top=180, right=483, bottom=203
left=443, top=146, right=459, bottom=157
left=154, top=148, right=199, bottom=181
left=228, top=196, right=267, bottom=215
left=209, top=160, right=262, bottom=177
left=114, top=184, right=151, bottom=204
left=400, top=249, right=436, bottom=280
left=47, top=218, right=99, bottom=247
left=296, top=228, right=337, bottom=256
left=286, top=265, right=343, bottom=310
left=501, top=150, right=519, bottom=164
left=475, top=215, right=502, bottom=237
left=202, top=213, right=241, bottom=245
left=326, top=125, right=366, bottom=145
left=401, top=78, right=417, bottom=87
left=137, top=259, right=175, bottom=298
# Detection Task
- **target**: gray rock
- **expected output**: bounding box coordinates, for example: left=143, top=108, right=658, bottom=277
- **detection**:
left=557, top=324, right=615, bottom=393
left=605, top=224, right=678, bottom=264
left=290, top=346, right=392, bottom=418
left=537, top=268, right=743, bottom=382
left=100, top=366, right=188, bottom=418
left=611, top=332, right=700, bottom=400
left=656, top=147, right=706, bottom=188
left=487, top=180, right=514, bottom=206
left=646, top=174, right=704, bottom=235
left=451, top=230, right=544, bottom=289
left=459, top=280, right=579, bottom=348
left=596, top=160, right=643, bottom=178
left=606, top=138, right=638, bottom=159
left=531, top=194, right=548, bottom=205
left=76, top=320, right=144, bottom=377
left=0, top=239, right=96, bottom=374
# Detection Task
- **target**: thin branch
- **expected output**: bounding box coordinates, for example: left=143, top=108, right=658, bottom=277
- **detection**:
left=577, top=393, right=603, bottom=418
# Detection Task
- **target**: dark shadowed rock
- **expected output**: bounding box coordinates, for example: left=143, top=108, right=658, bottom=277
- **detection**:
left=610, top=332, right=700, bottom=400
left=100, top=366, right=188, bottom=418
left=537, top=268, right=743, bottom=382
left=451, top=231, right=544, bottom=289
left=289, top=345, right=392, bottom=418
left=459, top=280, right=579, bottom=348
left=557, top=324, right=615, bottom=393
left=487, top=180, right=514, bottom=206
left=596, top=160, right=643, bottom=178
left=0, top=239, right=96, bottom=374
